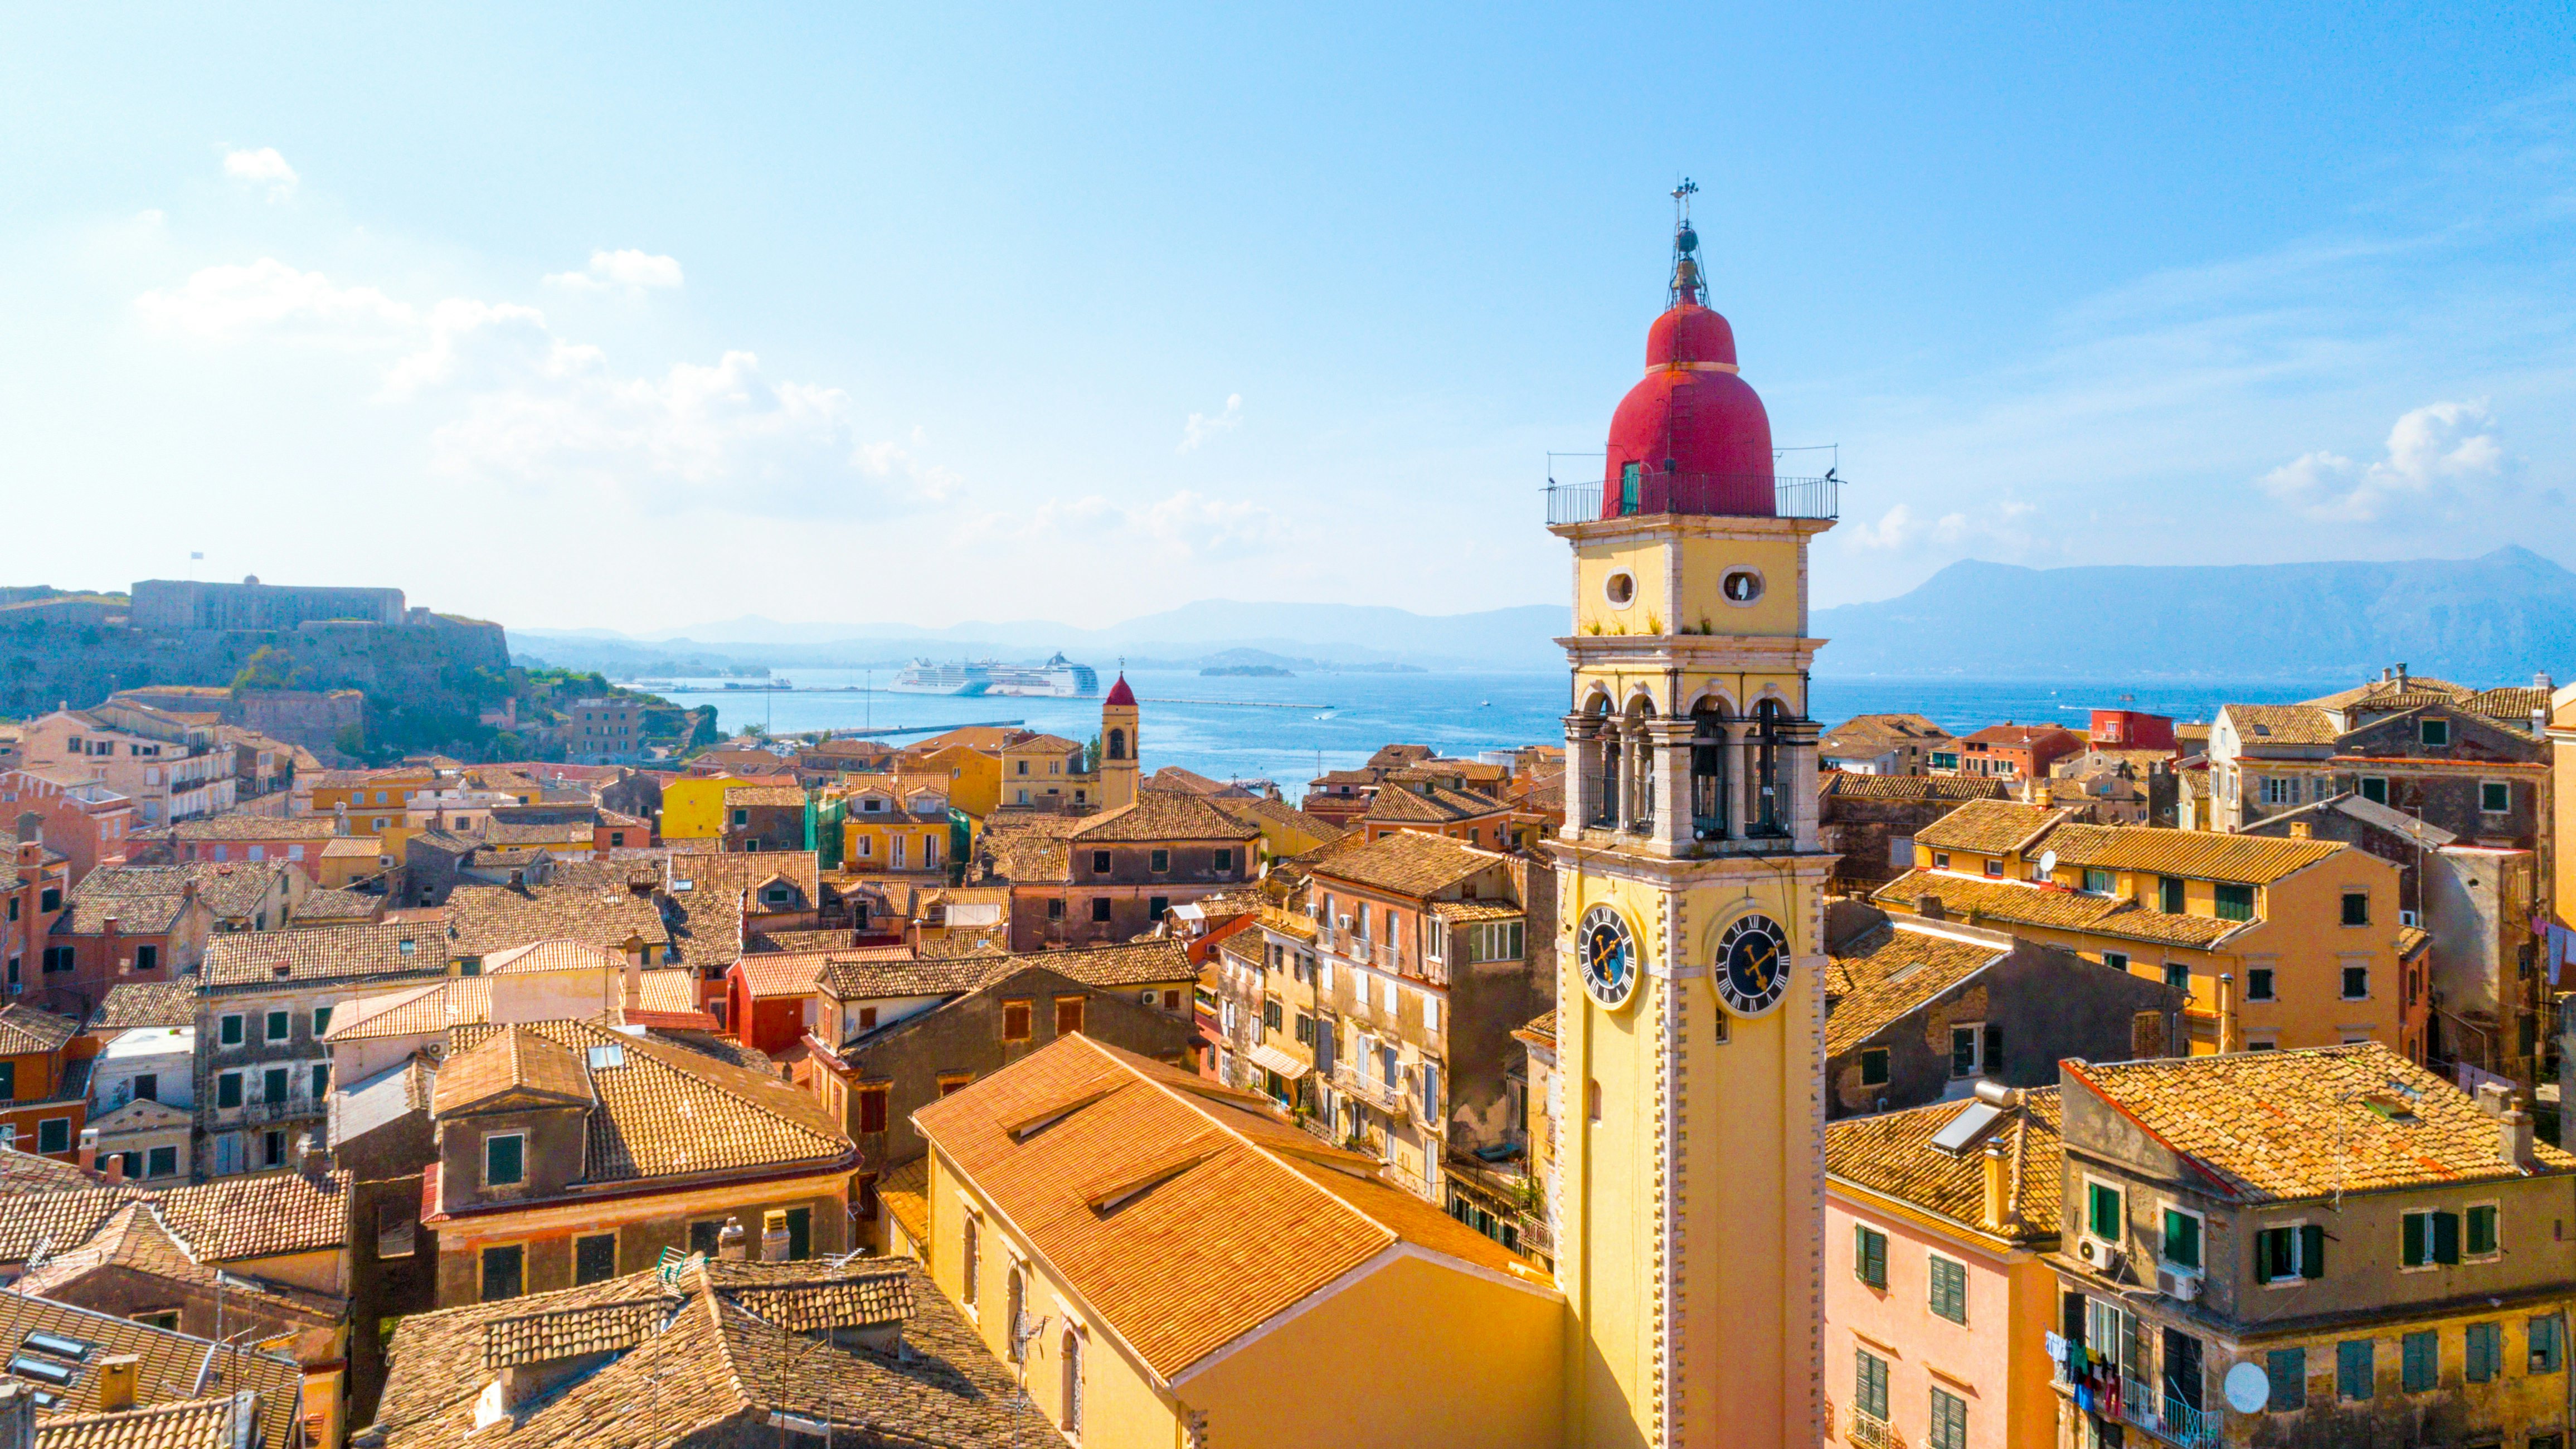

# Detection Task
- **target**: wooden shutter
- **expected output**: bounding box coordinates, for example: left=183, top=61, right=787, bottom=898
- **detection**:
left=1982, top=1023, right=2003, bottom=1073
left=2433, top=1211, right=2461, bottom=1265
left=2300, top=1223, right=2326, bottom=1279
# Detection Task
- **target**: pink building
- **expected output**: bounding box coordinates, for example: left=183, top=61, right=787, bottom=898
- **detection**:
left=1824, top=1086, right=2065, bottom=1449
left=163, top=815, right=346, bottom=882
left=0, top=769, right=137, bottom=885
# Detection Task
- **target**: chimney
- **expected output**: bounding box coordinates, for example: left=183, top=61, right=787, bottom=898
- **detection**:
left=717, top=1216, right=748, bottom=1261
left=2395, top=663, right=2408, bottom=689
left=229, top=1390, right=256, bottom=1449
left=12, top=813, right=38, bottom=850
left=1919, top=894, right=1946, bottom=922
left=2504, top=1102, right=2537, bottom=1170
left=2288, top=821, right=2313, bottom=839
left=76, top=1129, right=97, bottom=1173
left=295, top=1131, right=325, bottom=1182
left=2033, top=781, right=2054, bottom=809
left=761, top=1215, right=791, bottom=1262
left=2214, top=974, right=2240, bottom=1054
left=95, top=1355, right=138, bottom=1413
left=1980, top=1142, right=2012, bottom=1232
left=102, top=1153, right=124, bottom=1185
left=0, top=1383, right=35, bottom=1449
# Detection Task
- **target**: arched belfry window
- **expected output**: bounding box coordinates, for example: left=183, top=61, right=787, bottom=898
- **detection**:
left=1690, top=704, right=1729, bottom=839
left=1628, top=699, right=1656, bottom=829
left=1107, top=728, right=1127, bottom=761
left=1590, top=698, right=1618, bottom=828
left=1752, top=698, right=1786, bottom=837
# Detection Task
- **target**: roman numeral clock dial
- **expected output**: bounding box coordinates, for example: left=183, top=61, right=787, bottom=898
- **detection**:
left=1716, top=913, right=1791, bottom=1017
left=1578, top=905, right=1639, bottom=1010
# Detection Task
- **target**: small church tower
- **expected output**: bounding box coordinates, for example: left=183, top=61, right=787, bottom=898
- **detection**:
left=1551, top=192, right=1837, bottom=1449
left=1099, top=673, right=1140, bottom=810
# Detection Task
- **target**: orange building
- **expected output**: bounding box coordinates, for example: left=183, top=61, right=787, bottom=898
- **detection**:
left=0, top=1004, right=90, bottom=1159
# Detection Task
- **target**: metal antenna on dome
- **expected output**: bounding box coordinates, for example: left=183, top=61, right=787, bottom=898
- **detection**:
left=1668, top=178, right=1703, bottom=308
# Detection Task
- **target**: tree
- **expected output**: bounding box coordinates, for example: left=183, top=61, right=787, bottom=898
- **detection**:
left=231, top=645, right=309, bottom=696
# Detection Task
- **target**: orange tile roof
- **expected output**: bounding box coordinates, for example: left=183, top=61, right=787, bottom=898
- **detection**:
left=912, top=1034, right=1552, bottom=1382
left=1827, top=1089, right=2062, bottom=1240
left=1872, top=869, right=2240, bottom=950
left=1822, top=925, right=2005, bottom=1056
left=2039, top=821, right=2344, bottom=885
left=1909, top=800, right=2065, bottom=856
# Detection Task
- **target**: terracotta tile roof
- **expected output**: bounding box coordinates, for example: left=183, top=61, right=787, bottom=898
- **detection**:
left=325, top=970, right=702, bottom=1042
left=977, top=813, right=1081, bottom=884
left=1911, top=800, right=2065, bottom=856
left=0, top=1005, right=80, bottom=1057
left=479, top=822, right=590, bottom=848
left=1820, top=775, right=2009, bottom=803
left=166, top=815, right=344, bottom=842
left=0, top=1187, right=147, bottom=1264
left=2072, top=1043, right=2576, bottom=1201
left=2303, top=675, right=2473, bottom=711
left=1822, top=925, right=2005, bottom=1056
left=0, top=1146, right=101, bottom=1198
left=1066, top=789, right=1261, bottom=844
left=1310, top=830, right=1506, bottom=898
left=1513, top=1011, right=1557, bottom=1049
left=1024, top=939, right=1193, bottom=989
left=662, top=853, right=822, bottom=968
left=155, top=1169, right=351, bottom=1263
left=482, top=940, right=628, bottom=976
left=35, top=1395, right=242, bottom=1449
left=372, top=1258, right=1025, bottom=1449
left=15, top=1201, right=339, bottom=1324
left=443, top=884, right=669, bottom=962
left=731, top=954, right=824, bottom=998
left=61, top=863, right=291, bottom=932
left=877, top=1155, right=930, bottom=1244
left=740, top=928, right=863, bottom=954
left=1827, top=1089, right=2063, bottom=1240
left=1430, top=899, right=1523, bottom=923
left=816, top=951, right=994, bottom=1001
left=2039, top=821, right=2344, bottom=884
left=201, top=921, right=448, bottom=989
left=1145, top=766, right=1237, bottom=795
left=2221, top=703, right=2338, bottom=746
left=912, top=1034, right=1552, bottom=1380
left=2467, top=686, right=2550, bottom=721
left=293, top=887, right=383, bottom=921
left=0, top=1291, right=303, bottom=1449
left=439, top=1019, right=846, bottom=1185
left=1360, top=781, right=1509, bottom=826
left=1872, top=869, right=2241, bottom=950
left=2397, top=923, right=2432, bottom=959
left=431, top=1025, right=595, bottom=1116
left=1203, top=795, right=1347, bottom=844
left=721, top=785, right=807, bottom=808
left=1821, top=713, right=1955, bottom=753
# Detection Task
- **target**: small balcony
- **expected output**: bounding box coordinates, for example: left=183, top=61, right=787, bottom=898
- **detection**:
left=1846, top=1409, right=1892, bottom=1449
left=2055, top=1350, right=2224, bottom=1449
left=1543, top=473, right=1840, bottom=527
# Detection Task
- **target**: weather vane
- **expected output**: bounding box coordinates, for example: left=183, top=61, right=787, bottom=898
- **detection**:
left=1669, top=178, right=1703, bottom=307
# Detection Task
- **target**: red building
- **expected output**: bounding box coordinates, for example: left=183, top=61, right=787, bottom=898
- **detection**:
left=2087, top=708, right=2178, bottom=752
left=725, top=953, right=823, bottom=1059
left=4, top=819, right=71, bottom=1007
left=0, top=771, right=137, bottom=887
left=0, top=1003, right=90, bottom=1159
left=1948, top=724, right=2085, bottom=784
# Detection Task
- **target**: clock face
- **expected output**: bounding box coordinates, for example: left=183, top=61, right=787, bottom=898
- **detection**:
left=1579, top=905, right=1639, bottom=1009
left=1716, top=913, right=1791, bottom=1017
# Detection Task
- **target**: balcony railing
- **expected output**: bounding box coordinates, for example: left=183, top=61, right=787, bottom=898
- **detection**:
left=2120, top=1376, right=2222, bottom=1449
left=1335, top=1064, right=1405, bottom=1116
left=1544, top=474, right=1839, bottom=526
left=1847, top=1409, right=1892, bottom=1448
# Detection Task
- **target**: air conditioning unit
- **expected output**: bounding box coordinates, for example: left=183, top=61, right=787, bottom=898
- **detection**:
left=2159, top=1267, right=2201, bottom=1302
left=2078, top=1239, right=2127, bottom=1279
left=2079, top=1239, right=2103, bottom=1265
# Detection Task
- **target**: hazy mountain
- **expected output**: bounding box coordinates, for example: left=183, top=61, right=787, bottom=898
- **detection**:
left=1812, top=546, right=2576, bottom=684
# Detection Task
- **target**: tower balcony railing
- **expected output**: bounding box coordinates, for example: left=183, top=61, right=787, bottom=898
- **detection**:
left=1543, top=474, right=1839, bottom=526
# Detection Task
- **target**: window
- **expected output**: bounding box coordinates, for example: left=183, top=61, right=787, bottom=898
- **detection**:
left=2267, top=1347, right=2307, bottom=1411
left=145, top=1145, right=176, bottom=1178
left=1927, top=1386, right=1967, bottom=1449
left=263, top=1067, right=289, bottom=1105
left=1854, top=1348, right=1890, bottom=1422
left=1932, top=850, right=1951, bottom=869
left=2162, top=1207, right=2203, bottom=1270
left=1046, top=898, right=1062, bottom=920
left=2402, top=1330, right=2438, bottom=1392
left=1214, top=849, right=1234, bottom=873
left=1089, top=897, right=1111, bottom=923
left=2257, top=1222, right=2324, bottom=1281
left=1948, top=1024, right=1982, bottom=1078
left=1854, top=1224, right=1888, bottom=1288
left=1148, top=896, right=1168, bottom=918
left=1056, top=997, right=1085, bottom=1035
left=2103, top=950, right=2129, bottom=973
left=2248, top=966, right=2276, bottom=1001
left=2214, top=883, right=2255, bottom=921
left=2337, top=1339, right=2374, bottom=1400
left=36, top=1118, right=70, bottom=1155
left=2159, top=876, right=2186, bottom=913
left=2087, top=1180, right=2122, bottom=1243
left=312, top=1005, right=333, bottom=1037
left=311, top=1063, right=329, bottom=1098
left=1002, top=1000, right=1032, bottom=1042
left=1982, top=858, right=2002, bottom=878
left=961, top=1214, right=980, bottom=1314
left=1149, top=849, right=1169, bottom=874
left=2164, top=961, right=2190, bottom=993
left=1088, top=849, right=1110, bottom=875
left=1928, top=1253, right=1967, bottom=1324
left=480, top=1244, right=524, bottom=1301
left=376, top=1203, right=416, bottom=1258
left=575, top=1232, right=617, bottom=1285
left=134, top=944, right=156, bottom=971
left=484, top=1133, right=525, bottom=1187
left=939, top=1074, right=973, bottom=1097
left=2361, top=775, right=2389, bottom=804
left=1262, top=999, right=1282, bottom=1033
left=2421, top=717, right=2451, bottom=747
left=219, top=1014, right=244, bottom=1047
left=2468, top=1321, right=2504, bottom=1383
left=2342, top=892, right=2370, bottom=926
left=216, top=1072, right=242, bottom=1108
left=2083, top=867, right=2114, bottom=894
left=2531, top=1315, right=2563, bottom=1373
left=1061, top=1328, right=1085, bottom=1438
left=1860, top=1049, right=1889, bottom=1087
left=858, top=1086, right=888, bottom=1134
left=2467, top=1203, right=2499, bottom=1258
left=2480, top=780, right=2512, bottom=814
left=2342, top=965, right=2369, bottom=1000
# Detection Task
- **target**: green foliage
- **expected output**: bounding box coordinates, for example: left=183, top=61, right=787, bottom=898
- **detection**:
left=231, top=645, right=310, bottom=696
left=333, top=723, right=368, bottom=757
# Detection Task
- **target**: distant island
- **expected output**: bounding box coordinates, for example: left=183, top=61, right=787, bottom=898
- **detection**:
left=1202, top=664, right=1294, bottom=677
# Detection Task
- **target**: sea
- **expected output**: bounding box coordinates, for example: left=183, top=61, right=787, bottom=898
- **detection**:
left=645, top=668, right=2324, bottom=800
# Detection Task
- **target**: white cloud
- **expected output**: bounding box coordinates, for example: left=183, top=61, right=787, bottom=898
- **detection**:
left=134, top=258, right=924, bottom=517
left=221, top=147, right=299, bottom=200
left=1178, top=393, right=1242, bottom=452
left=1845, top=502, right=1969, bottom=552
left=974, top=487, right=1285, bottom=560
left=2258, top=400, right=2517, bottom=522
left=544, top=249, right=685, bottom=294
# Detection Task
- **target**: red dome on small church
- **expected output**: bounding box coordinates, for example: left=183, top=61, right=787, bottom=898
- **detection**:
left=1600, top=227, right=1774, bottom=518
left=1104, top=673, right=1136, bottom=707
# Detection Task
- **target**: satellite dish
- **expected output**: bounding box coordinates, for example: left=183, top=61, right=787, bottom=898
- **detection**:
left=2037, top=849, right=2059, bottom=878
left=2223, top=1361, right=2269, bottom=1414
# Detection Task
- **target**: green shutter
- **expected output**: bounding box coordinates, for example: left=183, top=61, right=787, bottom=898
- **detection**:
left=2300, top=1223, right=2326, bottom=1280
left=2433, top=1211, right=2461, bottom=1265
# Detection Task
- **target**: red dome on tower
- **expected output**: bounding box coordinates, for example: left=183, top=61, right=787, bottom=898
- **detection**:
left=1104, top=673, right=1136, bottom=707
left=1600, top=225, right=1774, bottom=518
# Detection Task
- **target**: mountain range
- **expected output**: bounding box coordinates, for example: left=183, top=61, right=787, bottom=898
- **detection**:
left=511, top=547, right=2576, bottom=686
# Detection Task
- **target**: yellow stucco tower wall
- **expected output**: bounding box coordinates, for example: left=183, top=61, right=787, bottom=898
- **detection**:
left=1549, top=510, right=1834, bottom=1449
left=1100, top=679, right=1140, bottom=810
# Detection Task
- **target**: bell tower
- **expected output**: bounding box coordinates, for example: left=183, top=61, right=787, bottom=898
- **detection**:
left=1099, top=672, right=1140, bottom=810
left=1550, top=190, right=1837, bottom=1449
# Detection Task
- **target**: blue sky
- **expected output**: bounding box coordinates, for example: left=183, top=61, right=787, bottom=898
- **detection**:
left=4, top=3, right=2572, bottom=630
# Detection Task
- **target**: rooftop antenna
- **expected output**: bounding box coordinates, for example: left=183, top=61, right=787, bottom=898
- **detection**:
left=1669, top=178, right=1703, bottom=308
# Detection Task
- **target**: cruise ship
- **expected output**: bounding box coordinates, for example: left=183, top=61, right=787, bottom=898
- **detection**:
left=888, top=653, right=1099, bottom=697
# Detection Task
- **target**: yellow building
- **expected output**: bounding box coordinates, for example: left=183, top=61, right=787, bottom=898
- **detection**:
left=304, top=767, right=432, bottom=831
left=1879, top=799, right=2419, bottom=1057
left=897, top=742, right=1002, bottom=820
left=913, top=1033, right=1564, bottom=1448
left=1540, top=215, right=1839, bottom=1449
left=659, top=774, right=749, bottom=840
left=1099, top=674, right=1139, bottom=809
left=839, top=774, right=955, bottom=877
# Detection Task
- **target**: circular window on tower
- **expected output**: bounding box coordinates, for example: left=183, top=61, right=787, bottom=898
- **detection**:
left=1603, top=570, right=1636, bottom=608
left=1720, top=567, right=1765, bottom=606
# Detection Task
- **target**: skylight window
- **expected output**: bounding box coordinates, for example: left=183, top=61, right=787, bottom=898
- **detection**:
left=21, top=1333, right=92, bottom=1362
left=587, top=1044, right=626, bottom=1070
